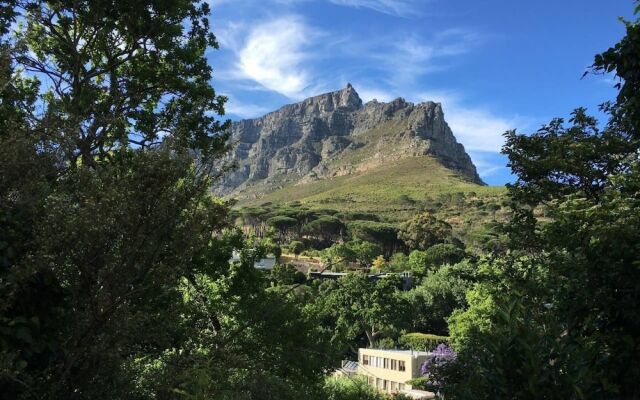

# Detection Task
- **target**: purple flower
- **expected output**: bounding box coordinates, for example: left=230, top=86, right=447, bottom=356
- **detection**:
left=420, top=343, right=456, bottom=378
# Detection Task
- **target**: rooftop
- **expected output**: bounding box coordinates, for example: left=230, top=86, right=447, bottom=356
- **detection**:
left=360, top=348, right=433, bottom=357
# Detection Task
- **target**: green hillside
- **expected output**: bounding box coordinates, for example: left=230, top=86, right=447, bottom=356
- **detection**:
left=235, top=156, right=508, bottom=248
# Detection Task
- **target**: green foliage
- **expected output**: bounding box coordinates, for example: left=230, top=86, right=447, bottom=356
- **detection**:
left=0, top=1, right=339, bottom=398
left=398, top=333, right=449, bottom=352
left=323, top=240, right=381, bottom=269
left=385, top=252, right=409, bottom=272
left=423, top=244, right=466, bottom=269
left=408, top=250, right=428, bottom=276
left=268, top=216, right=298, bottom=230
left=269, top=264, right=306, bottom=286
left=398, top=212, right=453, bottom=251
left=304, top=215, right=345, bottom=244
left=408, top=261, right=475, bottom=335
left=348, top=220, right=401, bottom=256
left=323, top=376, right=390, bottom=400
left=287, top=240, right=305, bottom=257
left=313, top=273, right=409, bottom=348
left=445, top=8, right=640, bottom=398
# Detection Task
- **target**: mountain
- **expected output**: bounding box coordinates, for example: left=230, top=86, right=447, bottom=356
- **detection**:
left=214, top=84, right=484, bottom=202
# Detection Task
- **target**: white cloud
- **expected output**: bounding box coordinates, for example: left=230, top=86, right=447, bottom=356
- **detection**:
left=328, top=0, right=426, bottom=17
left=445, top=107, right=517, bottom=153
left=224, top=97, right=273, bottom=118
left=230, top=16, right=320, bottom=99
left=356, top=85, right=396, bottom=102
left=467, top=151, right=509, bottom=178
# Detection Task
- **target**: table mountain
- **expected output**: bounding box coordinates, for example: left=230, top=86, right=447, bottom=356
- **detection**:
left=215, top=84, right=483, bottom=200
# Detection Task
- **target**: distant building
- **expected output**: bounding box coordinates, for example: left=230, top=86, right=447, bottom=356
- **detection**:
left=357, top=348, right=435, bottom=399
left=307, top=271, right=414, bottom=290
left=230, top=251, right=276, bottom=270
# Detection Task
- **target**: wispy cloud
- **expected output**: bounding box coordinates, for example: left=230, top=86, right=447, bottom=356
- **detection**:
left=355, top=28, right=481, bottom=88
left=210, top=0, right=427, bottom=17
left=224, top=97, right=273, bottom=118
left=328, top=0, right=427, bottom=17
left=232, top=16, right=320, bottom=99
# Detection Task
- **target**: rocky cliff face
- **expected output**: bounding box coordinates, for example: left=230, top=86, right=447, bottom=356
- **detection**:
left=214, top=84, right=483, bottom=198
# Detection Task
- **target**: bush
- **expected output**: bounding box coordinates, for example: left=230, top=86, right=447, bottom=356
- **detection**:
left=323, top=376, right=389, bottom=400
left=288, top=240, right=305, bottom=258
left=423, top=243, right=465, bottom=269
left=398, top=333, right=449, bottom=352
left=269, top=264, right=306, bottom=286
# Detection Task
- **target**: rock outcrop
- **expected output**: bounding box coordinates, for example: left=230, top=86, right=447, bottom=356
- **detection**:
left=214, top=84, right=483, bottom=198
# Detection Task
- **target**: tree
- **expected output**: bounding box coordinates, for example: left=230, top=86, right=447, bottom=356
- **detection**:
left=269, top=264, right=306, bottom=286
left=323, top=240, right=381, bottom=269
left=348, top=220, right=401, bottom=256
left=445, top=7, right=640, bottom=398
left=398, top=212, right=453, bottom=251
left=408, top=250, right=429, bottom=276
left=0, top=1, right=339, bottom=398
left=423, top=244, right=466, bottom=270
left=267, top=215, right=298, bottom=241
left=315, top=273, right=409, bottom=348
left=304, top=215, right=345, bottom=244
left=287, top=240, right=305, bottom=259
left=386, top=252, right=409, bottom=272
left=371, top=255, right=387, bottom=272
left=407, top=261, right=474, bottom=335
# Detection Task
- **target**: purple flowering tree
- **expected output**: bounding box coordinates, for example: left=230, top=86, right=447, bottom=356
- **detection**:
left=419, top=344, right=456, bottom=392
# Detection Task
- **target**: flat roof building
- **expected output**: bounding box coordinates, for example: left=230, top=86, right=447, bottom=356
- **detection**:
left=357, top=348, right=435, bottom=399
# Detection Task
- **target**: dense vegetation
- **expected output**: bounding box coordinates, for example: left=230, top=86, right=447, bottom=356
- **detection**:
left=236, top=157, right=508, bottom=249
left=1, top=1, right=639, bottom=399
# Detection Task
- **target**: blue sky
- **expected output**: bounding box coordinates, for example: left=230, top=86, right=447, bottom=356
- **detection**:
left=207, top=0, right=635, bottom=185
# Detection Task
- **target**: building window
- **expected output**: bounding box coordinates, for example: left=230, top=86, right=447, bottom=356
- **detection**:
left=391, top=359, right=397, bottom=370
left=383, top=358, right=389, bottom=369
left=391, top=381, right=398, bottom=391
left=399, top=383, right=405, bottom=391
left=383, top=380, right=388, bottom=390
left=368, top=375, right=374, bottom=385
left=363, top=354, right=369, bottom=365
left=399, top=360, right=405, bottom=371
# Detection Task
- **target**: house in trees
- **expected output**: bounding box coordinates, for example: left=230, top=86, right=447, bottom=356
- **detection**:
left=357, top=348, right=435, bottom=399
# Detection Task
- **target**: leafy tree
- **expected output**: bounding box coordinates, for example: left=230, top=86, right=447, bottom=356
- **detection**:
left=348, top=240, right=382, bottom=268
left=423, top=244, right=466, bottom=270
left=407, top=261, right=474, bottom=335
left=371, top=255, right=387, bottom=272
left=269, top=263, right=306, bottom=286
left=304, top=215, right=345, bottom=244
left=348, top=220, right=401, bottom=256
left=322, top=240, right=380, bottom=269
left=323, top=376, right=392, bottom=400
left=408, top=250, right=429, bottom=276
left=267, top=215, right=298, bottom=241
left=398, top=333, right=449, bottom=352
left=287, top=240, right=305, bottom=259
left=0, top=1, right=339, bottom=399
left=315, top=273, right=409, bottom=348
left=445, top=7, right=640, bottom=398
left=386, top=252, right=409, bottom=272
left=398, top=212, right=453, bottom=251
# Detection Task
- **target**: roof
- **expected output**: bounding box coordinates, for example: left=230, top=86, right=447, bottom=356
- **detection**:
left=342, top=360, right=358, bottom=371
left=359, top=348, right=433, bottom=357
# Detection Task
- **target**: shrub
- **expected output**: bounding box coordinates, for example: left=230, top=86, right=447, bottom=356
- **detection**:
left=398, top=333, right=449, bottom=351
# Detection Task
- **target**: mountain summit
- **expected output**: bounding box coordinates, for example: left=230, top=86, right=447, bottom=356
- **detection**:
left=215, top=85, right=483, bottom=199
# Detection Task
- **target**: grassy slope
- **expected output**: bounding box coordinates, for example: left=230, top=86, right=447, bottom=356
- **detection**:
left=237, top=156, right=508, bottom=248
